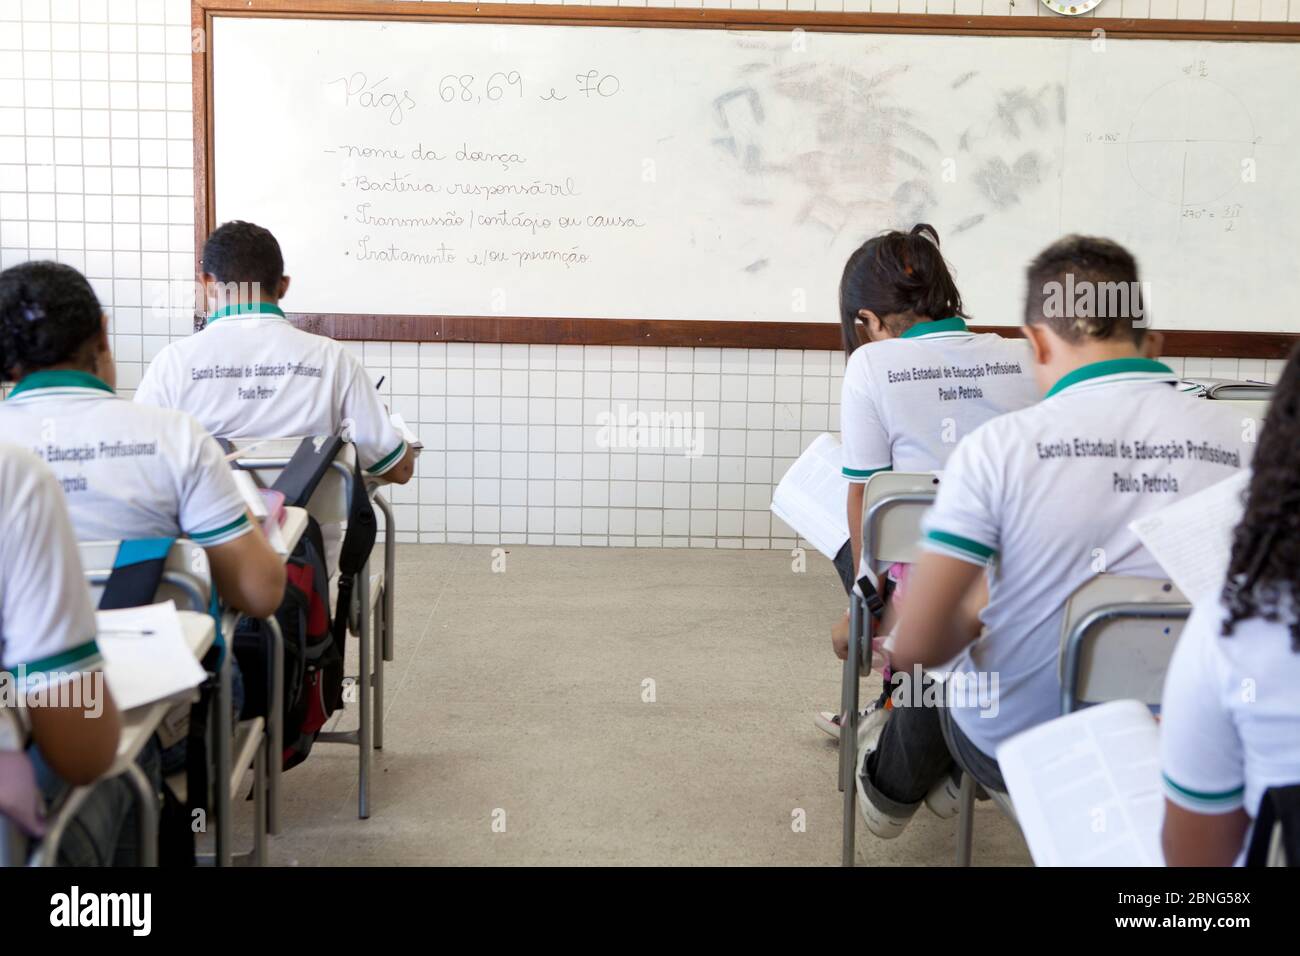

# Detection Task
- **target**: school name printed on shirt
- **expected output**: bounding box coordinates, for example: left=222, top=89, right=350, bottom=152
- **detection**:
left=885, top=361, right=1025, bottom=402
left=28, top=440, right=159, bottom=493
left=189, top=361, right=324, bottom=401
left=1034, top=435, right=1243, bottom=494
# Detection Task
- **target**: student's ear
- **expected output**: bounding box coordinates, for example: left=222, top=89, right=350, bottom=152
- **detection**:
left=859, top=309, right=889, bottom=342
left=277, top=275, right=291, bottom=301
left=1022, top=323, right=1051, bottom=366
left=1139, top=330, right=1164, bottom=359
left=97, top=313, right=111, bottom=350
left=95, top=313, right=117, bottom=389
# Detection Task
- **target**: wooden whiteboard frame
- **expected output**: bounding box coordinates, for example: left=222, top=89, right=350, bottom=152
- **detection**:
left=192, top=0, right=1300, bottom=358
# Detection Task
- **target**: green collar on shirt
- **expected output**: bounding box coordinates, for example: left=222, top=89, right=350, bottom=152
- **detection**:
left=8, top=369, right=114, bottom=398
left=1044, top=357, right=1177, bottom=399
left=208, top=301, right=286, bottom=323
left=899, top=317, right=969, bottom=339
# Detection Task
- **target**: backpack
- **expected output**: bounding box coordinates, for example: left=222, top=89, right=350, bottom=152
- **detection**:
left=230, top=434, right=376, bottom=769
left=1246, top=784, right=1300, bottom=867
left=234, top=517, right=339, bottom=769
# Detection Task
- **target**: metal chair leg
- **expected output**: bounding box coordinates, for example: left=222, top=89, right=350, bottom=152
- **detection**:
left=252, top=744, right=267, bottom=866
left=841, top=596, right=863, bottom=867
left=264, top=615, right=284, bottom=836
left=215, top=626, right=234, bottom=867
left=122, top=762, right=159, bottom=867
left=957, top=771, right=976, bottom=867
left=358, top=563, right=372, bottom=820
left=373, top=594, right=384, bottom=751
left=374, top=494, right=397, bottom=663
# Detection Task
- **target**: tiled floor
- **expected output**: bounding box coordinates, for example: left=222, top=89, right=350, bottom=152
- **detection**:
left=238, top=544, right=1028, bottom=866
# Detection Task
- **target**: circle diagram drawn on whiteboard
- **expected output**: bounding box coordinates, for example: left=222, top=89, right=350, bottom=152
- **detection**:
left=1125, top=78, right=1257, bottom=207
left=1040, top=0, right=1104, bottom=14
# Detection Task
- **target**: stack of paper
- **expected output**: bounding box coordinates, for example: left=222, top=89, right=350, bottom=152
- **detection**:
left=770, top=433, right=849, bottom=560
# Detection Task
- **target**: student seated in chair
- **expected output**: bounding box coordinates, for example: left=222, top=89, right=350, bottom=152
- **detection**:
left=820, top=224, right=1037, bottom=742
left=134, top=220, right=416, bottom=488
left=857, top=236, right=1256, bottom=839
left=0, top=261, right=285, bottom=620
left=0, top=444, right=125, bottom=864
left=1161, top=344, right=1300, bottom=866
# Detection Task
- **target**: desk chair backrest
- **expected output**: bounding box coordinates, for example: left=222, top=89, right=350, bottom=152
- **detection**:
left=861, top=472, right=940, bottom=568
left=1058, top=574, right=1190, bottom=715
left=78, top=539, right=213, bottom=612
left=225, top=437, right=356, bottom=525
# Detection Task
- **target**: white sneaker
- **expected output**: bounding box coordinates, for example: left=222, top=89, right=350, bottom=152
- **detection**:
left=815, top=695, right=889, bottom=749
left=924, top=770, right=963, bottom=820
left=854, top=715, right=911, bottom=840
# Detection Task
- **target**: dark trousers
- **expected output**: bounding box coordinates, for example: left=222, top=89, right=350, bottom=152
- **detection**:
left=861, top=676, right=1006, bottom=818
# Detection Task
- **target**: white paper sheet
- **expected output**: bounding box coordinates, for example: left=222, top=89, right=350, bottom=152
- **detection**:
left=997, top=700, right=1163, bottom=867
left=770, top=434, right=849, bottom=560
left=1129, top=471, right=1249, bottom=604
left=95, top=602, right=207, bottom=712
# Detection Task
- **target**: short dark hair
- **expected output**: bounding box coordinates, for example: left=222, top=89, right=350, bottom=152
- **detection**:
left=201, top=220, right=285, bottom=295
left=1024, top=235, right=1146, bottom=344
left=839, top=223, right=965, bottom=355
left=0, top=261, right=103, bottom=379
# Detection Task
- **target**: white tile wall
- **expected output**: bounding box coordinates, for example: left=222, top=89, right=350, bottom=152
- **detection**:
left=1, top=0, right=1294, bottom=546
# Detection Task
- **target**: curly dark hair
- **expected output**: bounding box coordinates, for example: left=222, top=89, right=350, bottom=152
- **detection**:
left=0, top=261, right=102, bottom=380
left=1220, top=343, right=1300, bottom=649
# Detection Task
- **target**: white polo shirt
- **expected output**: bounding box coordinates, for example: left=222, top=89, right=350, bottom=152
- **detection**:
left=840, top=317, right=1039, bottom=480
left=1161, top=598, right=1300, bottom=835
left=134, top=303, right=407, bottom=477
left=0, top=370, right=252, bottom=547
left=920, top=358, right=1255, bottom=757
left=0, top=444, right=102, bottom=693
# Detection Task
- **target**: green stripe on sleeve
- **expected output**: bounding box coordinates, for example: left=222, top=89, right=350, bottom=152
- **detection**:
left=365, top=439, right=408, bottom=476
left=10, top=638, right=103, bottom=677
left=1162, top=774, right=1245, bottom=810
left=924, top=529, right=996, bottom=564
left=190, top=513, right=250, bottom=543
left=842, top=464, right=892, bottom=480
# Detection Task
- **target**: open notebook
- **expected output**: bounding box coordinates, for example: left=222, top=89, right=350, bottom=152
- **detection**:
left=998, top=700, right=1163, bottom=866
left=770, top=433, right=849, bottom=560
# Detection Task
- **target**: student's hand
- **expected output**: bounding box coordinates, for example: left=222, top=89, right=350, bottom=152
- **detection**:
left=831, top=610, right=850, bottom=661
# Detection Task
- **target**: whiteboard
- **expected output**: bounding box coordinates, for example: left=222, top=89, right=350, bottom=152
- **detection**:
left=210, top=16, right=1300, bottom=332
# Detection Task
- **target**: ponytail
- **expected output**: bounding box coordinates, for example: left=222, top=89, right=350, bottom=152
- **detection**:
left=839, top=223, right=965, bottom=355
left=0, top=262, right=104, bottom=381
